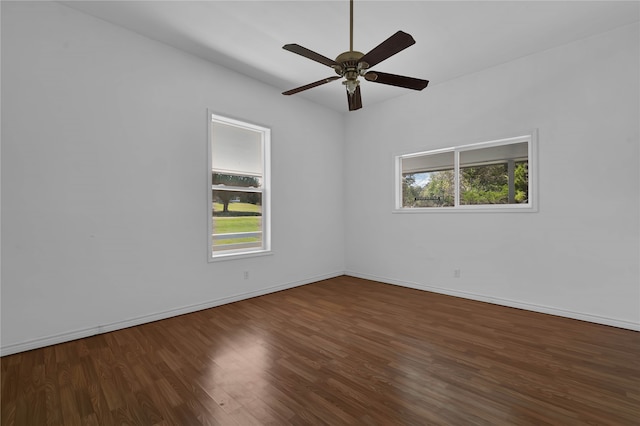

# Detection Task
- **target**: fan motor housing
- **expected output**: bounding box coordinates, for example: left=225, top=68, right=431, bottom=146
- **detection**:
left=334, top=51, right=368, bottom=78
left=335, top=51, right=364, bottom=64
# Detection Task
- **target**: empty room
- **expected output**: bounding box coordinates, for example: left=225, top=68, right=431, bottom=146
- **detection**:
left=1, top=1, right=639, bottom=424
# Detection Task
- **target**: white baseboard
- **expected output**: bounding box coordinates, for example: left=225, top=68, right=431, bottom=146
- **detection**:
left=345, top=271, right=640, bottom=332
left=0, top=271, right=344, bottom=357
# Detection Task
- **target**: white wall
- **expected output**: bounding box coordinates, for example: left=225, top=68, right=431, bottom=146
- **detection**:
left=344, top=23, right=640, bottom=330
left=1, top=1, right=345, bottom=355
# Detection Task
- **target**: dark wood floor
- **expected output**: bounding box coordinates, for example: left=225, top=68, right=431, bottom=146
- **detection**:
left=2, top=276, right=639, bottom=425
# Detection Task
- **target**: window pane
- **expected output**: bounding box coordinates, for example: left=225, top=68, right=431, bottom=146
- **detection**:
left=212, top=190, right=262, bottom=252
left=401, top=151, right=454, bottom=208
left=459, top=142, right=528, bottom=205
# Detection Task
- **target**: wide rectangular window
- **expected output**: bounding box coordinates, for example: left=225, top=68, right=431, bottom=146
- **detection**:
left=396, top=133, right=536, bottom=212
left=208, top=112, right=270, bottom=259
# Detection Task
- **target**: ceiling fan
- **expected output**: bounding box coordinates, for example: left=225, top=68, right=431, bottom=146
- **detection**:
left=282, top=0, right=429, bottom=111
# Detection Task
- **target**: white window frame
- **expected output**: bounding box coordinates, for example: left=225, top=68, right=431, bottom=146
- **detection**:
left=394, top=131, right=537, bottom=213
left=208, top=111, right=271, bottom=261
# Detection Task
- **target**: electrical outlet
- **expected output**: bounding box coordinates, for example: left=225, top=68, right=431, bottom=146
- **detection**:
left=454, top=269, right=461, bottom=278
left=243, top=271, right=249, bottom=280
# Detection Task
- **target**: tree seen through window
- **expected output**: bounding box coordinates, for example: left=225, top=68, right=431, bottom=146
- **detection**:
left=403, top=161, right=528, bottom=207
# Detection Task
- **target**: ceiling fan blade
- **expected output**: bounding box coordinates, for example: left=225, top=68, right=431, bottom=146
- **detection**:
left=347, top=85, right=362, bottom=111
left=358, top=31, right=415, bottom=69
left=283, top=44, right=340, bottom=68
left=364, top=71, right=429, bottom=91
left=282, top=76, right=341, bottom=95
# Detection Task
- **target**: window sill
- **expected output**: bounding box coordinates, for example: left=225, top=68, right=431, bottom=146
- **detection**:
left=393, top=204, right=537, bottom=214
left=209, top=249, right=273, bottom=263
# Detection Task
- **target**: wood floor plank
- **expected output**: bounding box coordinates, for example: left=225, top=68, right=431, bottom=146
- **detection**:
left=2, top=276, right=639, bottom=425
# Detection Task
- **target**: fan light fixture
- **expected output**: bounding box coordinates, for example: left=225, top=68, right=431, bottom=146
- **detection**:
left=344, top=79, right=359, bottom=95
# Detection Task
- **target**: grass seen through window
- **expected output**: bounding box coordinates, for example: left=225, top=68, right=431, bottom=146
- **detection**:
left=212, top=202, right=262, bottom=246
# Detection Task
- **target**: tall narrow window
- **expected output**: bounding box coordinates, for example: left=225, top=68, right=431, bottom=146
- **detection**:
left=395, top=133, right=536, bottom=212
left=208, top=112, right=270, bottom=259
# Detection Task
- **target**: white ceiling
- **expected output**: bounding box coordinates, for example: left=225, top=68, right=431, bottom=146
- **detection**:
left=61, top=1, right=639, bottom=112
